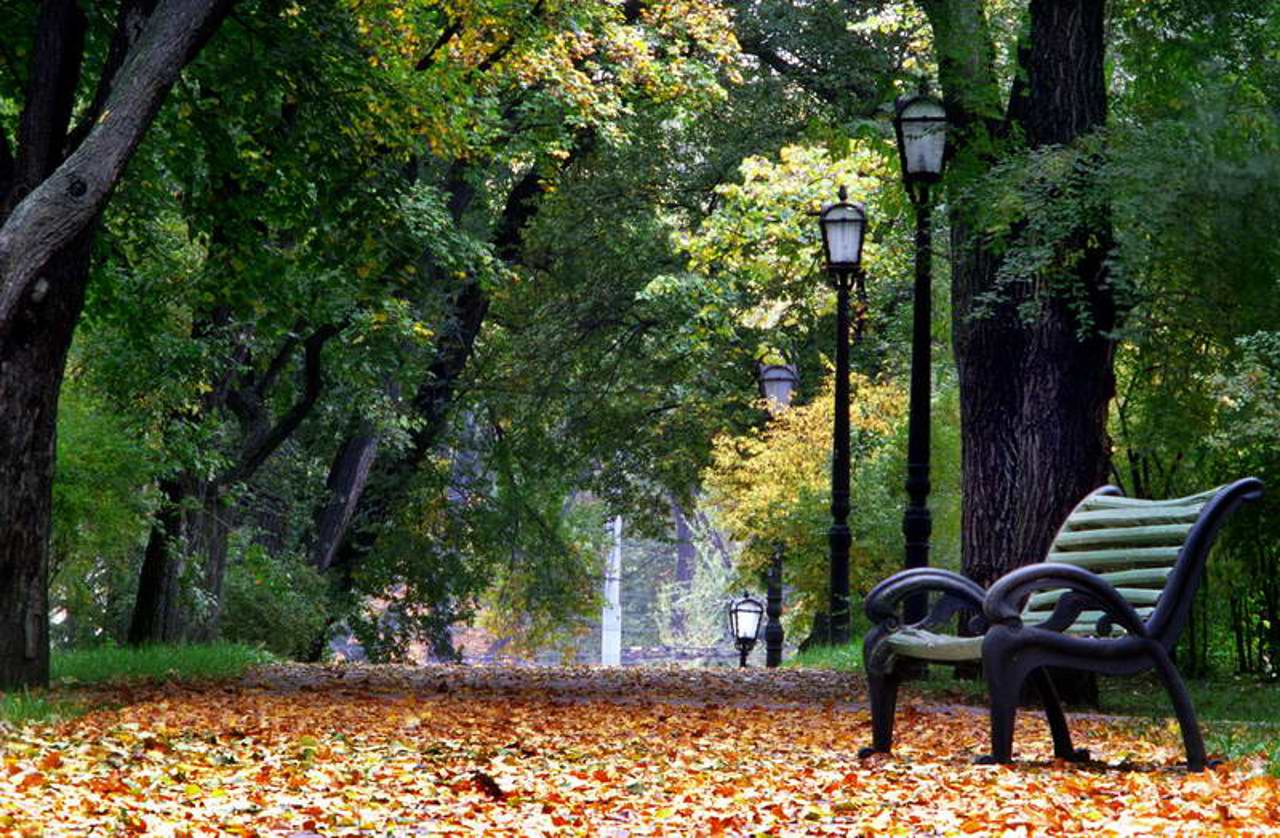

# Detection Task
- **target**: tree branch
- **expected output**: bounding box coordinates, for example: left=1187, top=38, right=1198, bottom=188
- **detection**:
left=5, top=0, right=86, bottom=215
left=415, top=18, right=463, bottom=71
left=474, top=0, right=544, bottom=74
left=0, top=0, right=234, bottom=337
left=67, top=0, right=159, bottom=153
left=252, top=325, right=303, bottom=403
left=219, top=323, right=339, bottom=487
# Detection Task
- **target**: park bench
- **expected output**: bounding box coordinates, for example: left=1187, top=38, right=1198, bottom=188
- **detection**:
left=858, top=477, right=1263, bottom=771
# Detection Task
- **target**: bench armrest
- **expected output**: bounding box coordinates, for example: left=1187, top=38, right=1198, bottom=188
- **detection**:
left=983, top=563, right=1151, bottom=639
left=865, top=568, right=987, bottom=631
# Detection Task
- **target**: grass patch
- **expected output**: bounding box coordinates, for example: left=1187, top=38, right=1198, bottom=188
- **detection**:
left=1099, top=672, right=1280, bottom=723
left=52, top=642, right=276, bottom=686
left=785, top=642, right=862, bottom=672
left=1102, top=673, right=1280, bottom=774
left=0, top=690, right=83, bottom=726
left=3, top=643, right=276, bottom=728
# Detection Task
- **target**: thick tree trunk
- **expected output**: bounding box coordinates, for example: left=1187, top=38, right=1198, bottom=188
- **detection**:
left=0, top=0, right=233, bottom=688
left=952, top=0, right=1112, bottom=587
left=0, top=234, right=91, bottom=686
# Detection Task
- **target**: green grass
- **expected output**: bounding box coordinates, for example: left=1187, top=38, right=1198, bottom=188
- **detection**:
left=784, top=642, right=863, bottom=672
left=51, top=642, right=276, bottom=686
left=1, top=643, right=276, bottom=728
left=0, top=690, right=83, bottom=725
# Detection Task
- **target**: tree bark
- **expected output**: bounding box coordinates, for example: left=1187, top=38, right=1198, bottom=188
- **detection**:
left=0, top=0, right=233, bottom=331
left=311, top=423, right=379, bottom=572
left=0, top=232, right=91, bottom=686
left=128, top=477, right=187, bottom=644
left=924, top=0, right=1115, bottom=588
left=923, top=0, right=1113, bottom=705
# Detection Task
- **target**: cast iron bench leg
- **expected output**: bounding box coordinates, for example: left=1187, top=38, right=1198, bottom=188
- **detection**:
left=1030, top=668, right=1089, bottom=762
left=859, top=667, right=901, bottom=758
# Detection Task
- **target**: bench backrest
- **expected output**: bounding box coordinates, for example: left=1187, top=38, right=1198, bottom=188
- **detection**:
left=1020, top=478, right=1263, bottom=647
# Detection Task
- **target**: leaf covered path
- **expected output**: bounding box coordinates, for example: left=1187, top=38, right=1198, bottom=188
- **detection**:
left=2, top=664, right=1278, bottom=835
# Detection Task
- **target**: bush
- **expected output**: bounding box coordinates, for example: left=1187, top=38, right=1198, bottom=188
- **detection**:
left=221, top=542, right=329, bottom=659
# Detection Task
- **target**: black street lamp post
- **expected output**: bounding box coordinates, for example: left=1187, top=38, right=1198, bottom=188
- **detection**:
left=817, top=188, right=867, bottom=645
left=765, top=545, right=784, bottom=667
left=893, top=93, right=948, bottom=625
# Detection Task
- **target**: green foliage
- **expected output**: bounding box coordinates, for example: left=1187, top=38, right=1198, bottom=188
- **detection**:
left=221, top=543, right=330, bottom=659
left=702, top=372, right=907, bottom=625
left=784, top=641, right=862, bottom=673
left=350, top=440, right=608, bottom=661
left=50, top=381, right=156, bottom=647
left=51, top=643, right=275, bottom=686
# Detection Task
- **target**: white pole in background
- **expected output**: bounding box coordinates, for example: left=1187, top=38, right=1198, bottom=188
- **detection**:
left=601, top=515, right=622, bottom=666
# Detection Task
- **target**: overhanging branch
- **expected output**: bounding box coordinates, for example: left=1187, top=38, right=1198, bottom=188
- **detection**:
left=219, top=323, right=339, bottom=488
left=0, top=0, right=234, bottom=337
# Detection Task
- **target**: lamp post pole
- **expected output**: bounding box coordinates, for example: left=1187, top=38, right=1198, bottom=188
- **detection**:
left=902, top=184, right=932, bottom=625
left=816, top=187, right=866, bottom=647
left=828, top=265, right=854, bottom=645
left=893, top=92, right=948, bottom=627
left=765, top=544, right=784, bottom=667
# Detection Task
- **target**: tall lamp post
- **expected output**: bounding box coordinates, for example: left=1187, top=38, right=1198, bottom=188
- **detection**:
left=756, top=367, right=795, bottom=667
left=893, top=93, right=948, bottom=625
left=817, top=188, right=867, bottom=645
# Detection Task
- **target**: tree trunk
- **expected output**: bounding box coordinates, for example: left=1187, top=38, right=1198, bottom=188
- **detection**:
left=0, top=0, right=232, bottom=688
left=669, top=501, right=696, bottom=635
left=0, top=234, right=91, bottom=686
left=925, top=0, right=1115, bottom=587
left=128, top=477, right=188, bottom=644
left=311, top=424, right=379, bottom=572
left=194, top=486, right=231, bottom=638
left=923, top=0, right=1113, bottom=705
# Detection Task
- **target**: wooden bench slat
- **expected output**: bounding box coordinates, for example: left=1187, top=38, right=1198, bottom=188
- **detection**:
left=1053, top=523, right=1193, bottom=550
left=1065, top=507, right=1203, bottom=529
left=1079, top=491, right=1214, bottom=510
left=1025, top=607, right=1156, bottom=635
left=1025, top=587, right=1162, bottom=611
left=1098, top=567, right=1174, bottom=587
left=1046, top=547, right=1181, bottom=567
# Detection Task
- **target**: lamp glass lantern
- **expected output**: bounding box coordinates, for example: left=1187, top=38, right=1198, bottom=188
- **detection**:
left=758, top=364, right=799, bottom=408
left=818, top=195, right=867, bottom=273
left=893, top=94, right=948, bottom=184
left=728, top=592, right=765, bottom=666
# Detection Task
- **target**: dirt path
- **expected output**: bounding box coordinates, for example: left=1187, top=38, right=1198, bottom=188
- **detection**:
left=241, top=661, right=867, bottom=709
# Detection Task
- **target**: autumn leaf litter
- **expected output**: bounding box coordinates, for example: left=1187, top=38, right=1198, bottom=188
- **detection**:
left=0, top=663, right=1277, bottom=835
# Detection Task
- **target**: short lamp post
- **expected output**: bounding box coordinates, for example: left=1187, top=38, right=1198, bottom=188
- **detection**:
left=893, top=93, right=948, bottom=626
left=817, top=187, right=867, bottom=646
left=728, top=592, right=765, bottom=667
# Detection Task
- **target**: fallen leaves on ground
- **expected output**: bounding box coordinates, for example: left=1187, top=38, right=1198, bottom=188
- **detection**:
left=0, top=664, right=1277, bottom=835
